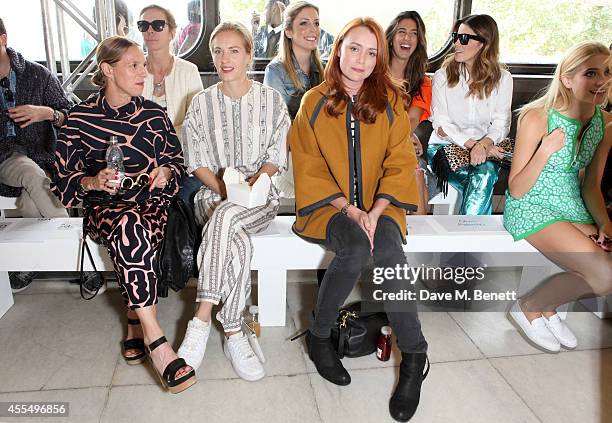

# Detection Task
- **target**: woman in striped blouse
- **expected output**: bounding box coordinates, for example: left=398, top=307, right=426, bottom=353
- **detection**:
left=178, top=21, right=290, bottom=381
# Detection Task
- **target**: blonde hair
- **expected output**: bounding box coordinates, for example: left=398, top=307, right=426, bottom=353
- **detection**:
left=608, top=52, right=612, bottom=129
left=140, top=4, right=178, bottom=38
left=519, top=41, right=610, bottom=122
left=91, top=36, right=140, bottom=87
left=209, top=21, right=253, bottom=56
left=278, top=1, right=324, bottom=91
left=442, top=14, right=504, bottom=99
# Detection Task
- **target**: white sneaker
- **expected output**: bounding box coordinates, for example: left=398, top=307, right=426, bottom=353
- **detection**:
left=224, top=332, right=265, bottom=381
left=544, top=314, right=578, bottom=349
left=178, top=317, right=211, bottom=370
left=507, top=301, right=560, bottom=353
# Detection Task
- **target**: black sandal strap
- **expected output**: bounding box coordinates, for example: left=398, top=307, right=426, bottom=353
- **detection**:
left=123, top=338, right=145, bottom=351
left=290, top=329, right=308, bottom=341
left=148, top=336, right=167, bottom=352
left=163, top=357, right=194, bottom=387
left=127, top=318, right=141, bottom=325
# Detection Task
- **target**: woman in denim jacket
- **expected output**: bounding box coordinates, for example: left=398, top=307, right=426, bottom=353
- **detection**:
left=263, top=1, right=324, bottom=119
left=263, top=1, right=324, bottom=198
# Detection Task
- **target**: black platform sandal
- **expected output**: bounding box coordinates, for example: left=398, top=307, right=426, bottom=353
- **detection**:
left=122, top=318, right=146, bottom=365
left=147, top=336, right=197, bottom=394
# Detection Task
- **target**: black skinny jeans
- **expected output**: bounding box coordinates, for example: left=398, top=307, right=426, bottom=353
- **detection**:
left=311, top=214, right=428, bottom=353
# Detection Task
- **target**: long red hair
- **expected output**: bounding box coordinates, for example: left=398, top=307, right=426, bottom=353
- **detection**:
left=324, top=17, right=404, bottom=124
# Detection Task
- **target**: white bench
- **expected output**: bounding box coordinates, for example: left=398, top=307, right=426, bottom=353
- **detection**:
left=0, top=196, right=18, bottom=219
left=0, top=215, right=609, bottom=324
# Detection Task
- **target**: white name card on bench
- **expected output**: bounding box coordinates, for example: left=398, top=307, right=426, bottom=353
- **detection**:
left=434, top=215, right=506, bottom=233
left=0, top=218, right=82, bottom=243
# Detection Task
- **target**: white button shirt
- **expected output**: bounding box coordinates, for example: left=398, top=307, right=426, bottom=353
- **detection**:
left=430, top=66, right=513, bottom=148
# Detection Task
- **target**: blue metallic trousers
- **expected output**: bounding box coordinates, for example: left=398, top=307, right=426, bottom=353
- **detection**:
left=427, top=143, right=499, bottom=215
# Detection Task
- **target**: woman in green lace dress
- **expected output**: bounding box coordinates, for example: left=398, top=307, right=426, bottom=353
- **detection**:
left=504, top=42, right=612, bottom=353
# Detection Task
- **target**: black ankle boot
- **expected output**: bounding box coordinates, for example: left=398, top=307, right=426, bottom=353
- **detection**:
left=306, top=331, right=351, bottom=386
left=389, top=352, right=429, bottom=422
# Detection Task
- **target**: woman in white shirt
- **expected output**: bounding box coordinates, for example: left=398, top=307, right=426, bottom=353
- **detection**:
left=177, top=22, right=290, bottom=381
left=138, top=5, right=203, bottom=139
left=428, top=14, right=512, bottom=215
left=138, top=5, right=204, bottom=205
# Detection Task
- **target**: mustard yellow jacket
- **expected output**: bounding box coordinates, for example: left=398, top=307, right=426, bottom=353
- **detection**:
left=289, top=82, right=418, bottom=243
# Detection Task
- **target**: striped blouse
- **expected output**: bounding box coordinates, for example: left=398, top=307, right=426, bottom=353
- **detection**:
left=182, top=81, right=290, bottom=178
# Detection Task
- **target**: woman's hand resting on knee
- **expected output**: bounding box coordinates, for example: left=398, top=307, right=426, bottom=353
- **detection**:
left=346, top=205, right=374, bottom=254
left=595, top=222, right=612, bottom=252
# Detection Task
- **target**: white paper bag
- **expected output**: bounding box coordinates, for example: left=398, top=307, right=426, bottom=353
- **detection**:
left=223, top=167, right=271, bottom=208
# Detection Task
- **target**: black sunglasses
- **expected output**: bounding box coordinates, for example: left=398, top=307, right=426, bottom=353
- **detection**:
left=0, top=77, right=14, bottom=104
left=451, top=32, right=484, bottom=45
left=137, top=20, right=166, bottom=32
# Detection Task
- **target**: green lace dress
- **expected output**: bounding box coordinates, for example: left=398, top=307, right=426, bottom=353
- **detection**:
left=504, top=107, right=605, bottom=240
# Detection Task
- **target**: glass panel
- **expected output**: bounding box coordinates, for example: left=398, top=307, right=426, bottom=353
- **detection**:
left=1, top=0, right=204, bottom=62
left=2, top=0, right=46, bottom=62
left=96, top=0, right=205, bottom=57
left=220, top=0, right=457, bottom=59
left=472, top=0, right=612, bottom=64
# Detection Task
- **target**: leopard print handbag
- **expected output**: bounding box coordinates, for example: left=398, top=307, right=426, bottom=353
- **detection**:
left=431, top=138, right=514, bottom=196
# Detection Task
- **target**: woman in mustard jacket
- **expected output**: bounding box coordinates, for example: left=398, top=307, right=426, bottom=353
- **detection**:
left=290, top=17, right=428, bottom=423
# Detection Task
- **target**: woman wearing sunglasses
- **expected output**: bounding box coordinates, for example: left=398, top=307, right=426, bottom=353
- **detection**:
left=52, top=36, right=196, bottom=394
left=177, top=22, right=290, bottom=381
left=138, top=5, right=204, bottom=205
left=290, top=17, right=428, bottom=422
left=428, top=14, right=512, bottom=215
left=505, top=42, right=612, bottom=352
left=138, top=5, right=203, bottom=141
left=386, top=10, right=433, bottom=215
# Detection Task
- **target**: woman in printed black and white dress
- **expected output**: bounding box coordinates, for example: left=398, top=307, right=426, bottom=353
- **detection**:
left=177, top=21, right=290, bottom=381
left=53, top=36, right=195, bottom=394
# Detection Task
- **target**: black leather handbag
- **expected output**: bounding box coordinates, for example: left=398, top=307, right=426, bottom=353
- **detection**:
left=330, top=301, right=389, bottom=358
left=156, top=196, right=201, bottom=297
left=291, top=301, right=389, bottom=358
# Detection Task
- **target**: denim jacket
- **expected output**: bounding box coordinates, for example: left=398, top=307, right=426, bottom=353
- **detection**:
left=263, top=56, right=321, bottom=119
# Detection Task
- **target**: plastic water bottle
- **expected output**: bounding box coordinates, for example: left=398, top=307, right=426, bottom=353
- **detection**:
left=246, top=305, right=261, bottom=337
left=105, top=136, right=124, bottom=193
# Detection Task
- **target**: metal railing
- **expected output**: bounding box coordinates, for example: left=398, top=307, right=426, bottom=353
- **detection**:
left=39, top=0, right=117, bottom=101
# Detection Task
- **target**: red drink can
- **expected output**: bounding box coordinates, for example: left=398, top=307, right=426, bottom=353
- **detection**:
left=376, top=326, right=392, bottom=361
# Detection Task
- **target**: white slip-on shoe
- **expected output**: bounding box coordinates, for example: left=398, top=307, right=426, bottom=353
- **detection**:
left=224, top=332, right=265, bottom=381
left=507, top=301, right=560, bottom=353
left=544, top=313, right=578, bottom=349
left=177, top=317, right=211, bottom=370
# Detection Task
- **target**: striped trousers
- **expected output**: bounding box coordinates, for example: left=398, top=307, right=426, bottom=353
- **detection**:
left=194, top=186, right=279, bottom=331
